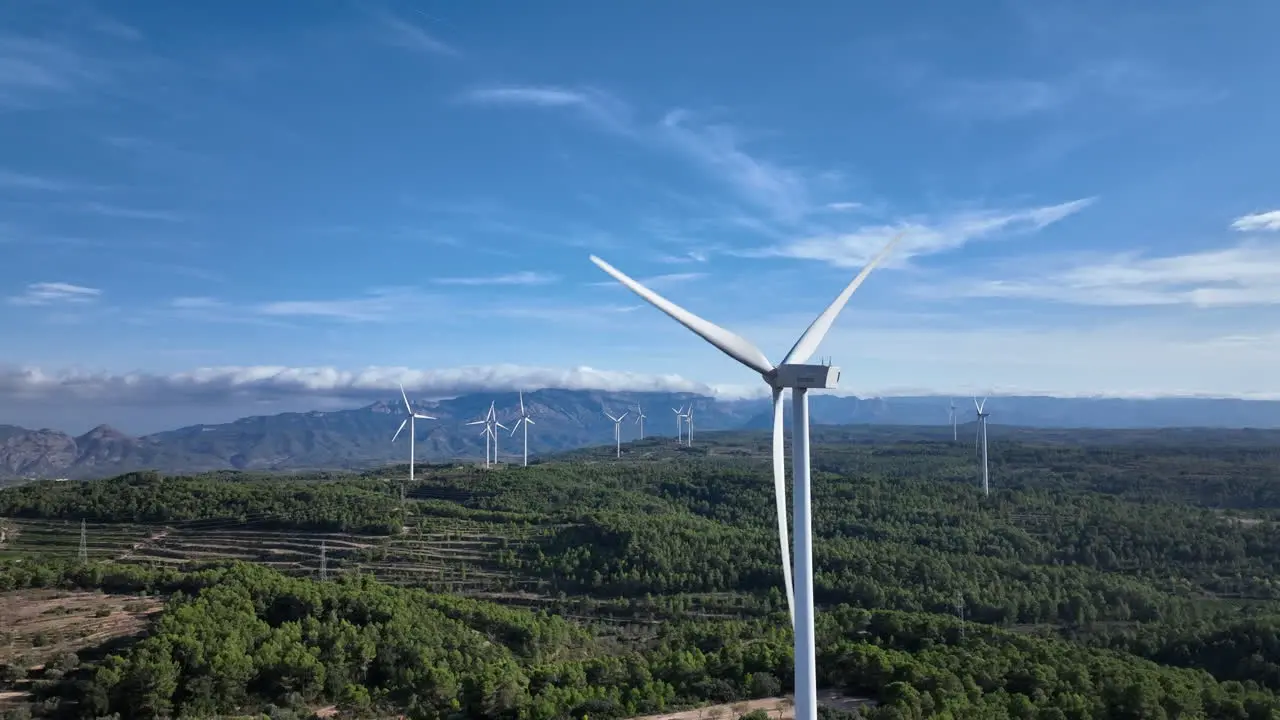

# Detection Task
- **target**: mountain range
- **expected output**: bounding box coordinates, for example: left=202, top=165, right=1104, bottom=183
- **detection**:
left=3, top=389, right=1280, bottom=481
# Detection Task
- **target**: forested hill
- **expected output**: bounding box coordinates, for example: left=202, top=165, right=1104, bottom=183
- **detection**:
left=2, top=432, right=1280, bottom=717
left=5, top=388, right=1280, bottom=480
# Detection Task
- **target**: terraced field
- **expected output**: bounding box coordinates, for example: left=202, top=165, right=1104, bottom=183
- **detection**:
left=0, top=510, right=547, bottom=597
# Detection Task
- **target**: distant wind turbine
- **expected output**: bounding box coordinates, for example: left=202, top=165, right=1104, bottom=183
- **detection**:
left=605, top=409, right=628, bottom=458
left=671, top=406, right=685, bottom=444
left=589, top=232, right=902, bottom=720
left=683, top=406, right=695, bottom=446
left=509, top=392, right=535, bottom=467
left=948, top=399, right=958, bottom=442
left=974, top=397, right=991, bottom=496
left=391, top=383, right=434, bottom=494
left=635, top=405, right=647, bottom=439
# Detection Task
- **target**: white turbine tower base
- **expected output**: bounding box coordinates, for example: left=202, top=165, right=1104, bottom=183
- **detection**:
left=589, top=232, right=902, bottom=720
left=391, top=383, right=435, bottom=495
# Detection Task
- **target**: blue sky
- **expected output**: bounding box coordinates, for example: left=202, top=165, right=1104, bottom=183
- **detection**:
left=3, top=0, right=1279, bottom=432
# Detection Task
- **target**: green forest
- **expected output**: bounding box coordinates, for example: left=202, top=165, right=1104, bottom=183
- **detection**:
left=2, top=428, right=1280, bottom=719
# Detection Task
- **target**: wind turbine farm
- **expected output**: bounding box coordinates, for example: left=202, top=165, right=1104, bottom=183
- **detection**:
left=5, top=3, right=1279, bottom=719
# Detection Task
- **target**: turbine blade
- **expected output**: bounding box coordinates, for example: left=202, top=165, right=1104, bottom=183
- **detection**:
left=979, top=397, right=988, bottom=413
left=619, top=412, right=628, bottom=421
left=510, top=419, right=521, bottom=437
left=399, top=383, right=412, bottom=414
left=465, top=420, right=485, bottom=426
left=495, top=421, right=509, bottom=431
left=526, top=418, right=535, bottom=425
left=590, top=255, right=775, bottom=375
left=605, top=412, right=618, bottom=422
left=781, top=233, right=903, bottom=365
left=392, top=418, right=407, bottom=443
left=771, top=388, right=795, bottom=627
left=973, top=396, right=980, bottom=412
left=414, top=413, right=434, bottom=420
left=519, top=391, right=525, bottom=416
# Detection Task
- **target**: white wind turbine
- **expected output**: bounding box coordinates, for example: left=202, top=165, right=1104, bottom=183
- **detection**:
left=391, top=383, right=435, bottom=492
left=509, top=392, right=535, bottom=467
left=683, top=406, right=695, bottom=446
left=974, top=397, right=991, bottom=496
left=634, top=405, right=647, bottom=439
left=949, top=399, right=958, bottom=442
left=589, top=233, right=901, bottom=720
left=605, top=409, right=628, bottom=458
left=671, top=406, right=685, bottom=444
left=466, top=402, right=507, bottom=467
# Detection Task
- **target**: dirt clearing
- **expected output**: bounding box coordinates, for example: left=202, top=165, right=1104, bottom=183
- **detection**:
left=0, top=589, right=162, bottom=668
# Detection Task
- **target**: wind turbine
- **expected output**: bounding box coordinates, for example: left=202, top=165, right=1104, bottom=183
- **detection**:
left=391, top=383, right=435, bottom=494
left=605, top=409, right=628, bottom=458
left=974, top=397, right=991, bottom=496
left=949, top=399, right=958, bottom=442
left=589, top=232, right=901, bottom=720
left=671, top=406, right=685, bottom=444
left=684, top=406, right=695, bottom=446
left=510, top=392, right=535, bottom=467
left=635, top=405, right=647, bottom=439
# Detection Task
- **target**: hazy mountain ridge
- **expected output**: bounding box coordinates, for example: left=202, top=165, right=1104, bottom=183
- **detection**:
left=3, top=390, right=1280, bottom=480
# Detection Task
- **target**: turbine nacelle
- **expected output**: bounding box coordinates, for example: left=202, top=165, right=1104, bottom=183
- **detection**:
left=769, top=364, right=841, bottom=390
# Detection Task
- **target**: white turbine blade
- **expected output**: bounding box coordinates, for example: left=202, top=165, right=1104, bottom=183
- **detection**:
left=510, top=418, right=522, bottom=436
left=465, top=419, right=486, bottom=426
left=392, top=418, right=407, bottom=443
left=519, top=391, right=525, bottom=416
left=495, top=421, right=509, bottom=431
left=618, top=412, right=629, bottom=421
left=781, top=233, right=903, bottom=365
left=526, top=418, right=535, bottom=425
left=973, top=396, right=981, bottom=412
left=479, top=425, right=489, bottom=436
left=590, top=255, right=774, bottom=375
left=605, top=412, right=618, bottom=422
left=413, top=413, right=434, bottom=420
left=770, top=387, right=795, bottom=626
left=979, top=397, right=988, bottom=413
left=399, top=383, right=413, bottom=414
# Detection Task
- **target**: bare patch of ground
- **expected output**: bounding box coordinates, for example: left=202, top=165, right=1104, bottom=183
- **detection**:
left=630, top=693, right=875, bottom=720
left=0, top=589, right=162, bottom=668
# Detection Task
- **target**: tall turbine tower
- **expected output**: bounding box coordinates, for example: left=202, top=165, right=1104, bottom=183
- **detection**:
left=510, top=392, right=535, bottom=467
left=684, top=407, right=695, bottom=446
left=949, top=399, right=958, bottom=442
left=391, top=383, right=435, bottom=491
left=671, top=406, right=685, bottom=444
left=589, top=232, right=901, bottom=720
left=975, top=397, right=991, bottom=496
left=605, top=410, right=628, bottom=458
left=635, top=405, right=647, bottom=439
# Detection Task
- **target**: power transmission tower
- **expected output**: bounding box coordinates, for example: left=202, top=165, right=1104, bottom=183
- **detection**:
left=319, top=540, right=328, bottom=581
left=78, top=519, right=87, bottom=563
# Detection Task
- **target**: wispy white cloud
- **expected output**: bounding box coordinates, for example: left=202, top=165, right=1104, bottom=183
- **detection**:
left=8, top=282, right=101, bottom=306
left=0, top=35, right=104, bottom=108
left=460, top=85, right=631, bottom=134
left=0, top=169, right=75, bottom=192
left=460, top=86, right=821, bottom=223
left=0, top=364, right=712, bottom=406
left=75, top=201, right=185, bottom=222
left=916, top=59, right=1219, bottom=121
left=375, top=12, right=458, bottom=57
left=755, top=198, right=1095, bottom=268
left=658, top=110, right=812, bottom=223
left=825, top=202, right=863, bottom=212
left=432, top=271, right=560, bottom=286
left=170, top=296, right=224, bottom=310
left=656, top=250, right=711, bottom=264
left=943, top=240, right=1280, bottom=308
left=253, top=289, right=417, bottom=322
left=1232, top=210, right=1280, bottom=233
